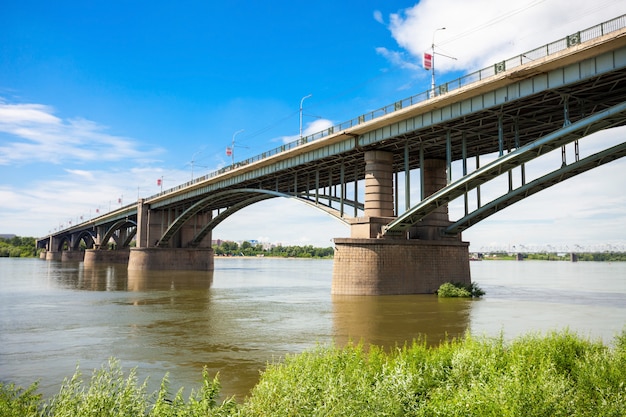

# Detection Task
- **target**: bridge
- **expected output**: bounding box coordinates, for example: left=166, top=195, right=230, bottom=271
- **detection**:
left=38, top=15, right=626, bottom=295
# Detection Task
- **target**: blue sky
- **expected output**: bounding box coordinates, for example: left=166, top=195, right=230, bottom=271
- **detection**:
left=1, top=0, right=626, bottom=251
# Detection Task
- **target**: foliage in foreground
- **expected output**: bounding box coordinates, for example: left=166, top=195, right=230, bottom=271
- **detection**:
left=2, top=331, right=625, bottom=416
left=437, top=281, right=485, bottom=298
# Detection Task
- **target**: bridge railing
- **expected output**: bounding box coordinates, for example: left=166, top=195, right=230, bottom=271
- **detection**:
left=148, top=14, right=626, bottom=201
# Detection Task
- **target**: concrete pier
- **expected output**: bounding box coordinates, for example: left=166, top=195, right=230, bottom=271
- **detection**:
left=127, top=247, right=214, bottom=271
left=84, top=249, right=131, bottom=266
left=61, top=251, right=84, bottom=262
left=45, top=251, right=62, bottom=261
left=332, top=152, right=471, bottom=295
left=332, top=239, right=470, bottom=295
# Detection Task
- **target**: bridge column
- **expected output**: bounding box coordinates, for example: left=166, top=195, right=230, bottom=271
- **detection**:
left=128, top=199, right=214, bottom=271
left=333, top=154, right=470, bottom=295
left=44, top=235, right=62, bottom=261
left=408, top=159, right=458, bottom=241
left=349, top=150, right=396, bottom=238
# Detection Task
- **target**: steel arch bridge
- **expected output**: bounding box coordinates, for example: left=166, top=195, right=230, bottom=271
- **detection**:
left=37, top=15, right=626, bottom=260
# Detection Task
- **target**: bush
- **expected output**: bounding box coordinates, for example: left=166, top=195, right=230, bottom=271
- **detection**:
left=437, top=282, right=485, bottom=298
left=0, top=382, right=41, bottom=417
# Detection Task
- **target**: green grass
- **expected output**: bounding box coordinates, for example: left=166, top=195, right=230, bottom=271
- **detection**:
left=2, top=331, right=625, bottom=416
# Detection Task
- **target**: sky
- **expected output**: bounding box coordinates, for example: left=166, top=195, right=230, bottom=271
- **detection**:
left=1, top=0, right=626, bottom=252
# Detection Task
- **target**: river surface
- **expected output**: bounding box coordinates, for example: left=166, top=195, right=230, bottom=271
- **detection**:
left=1, top=257, right=625, bottom=400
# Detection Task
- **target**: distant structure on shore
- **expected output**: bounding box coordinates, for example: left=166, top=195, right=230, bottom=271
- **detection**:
left=0, top=234, right=17, bottom=239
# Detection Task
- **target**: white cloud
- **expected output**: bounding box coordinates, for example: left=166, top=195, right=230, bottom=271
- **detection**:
left=373, top=10, right=384, bottom=25
left=280, top=118, right=335, bottom=144
left=0, top=100, right=163, bottom=165
left=381, top=0, right=626, bottom=74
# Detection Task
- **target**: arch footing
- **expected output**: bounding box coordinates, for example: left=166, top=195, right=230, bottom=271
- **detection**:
left=84, top=249, right=130, bottom=266
left=45, top=251, right=62, bottom=261
left=61, top=251, right=84, bottom=262
left=332, top=238, right=470, bottom=295
left=128, top=247, right=214, bottom=271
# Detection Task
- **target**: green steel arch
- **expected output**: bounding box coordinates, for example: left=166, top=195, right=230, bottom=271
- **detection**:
left=383, top=100, right=626, bottom=236
left=71, top=230, right=96, bottom=251
left=100, top=219, right=137, bottom=248
left=157, top=188, right=355, bottom=247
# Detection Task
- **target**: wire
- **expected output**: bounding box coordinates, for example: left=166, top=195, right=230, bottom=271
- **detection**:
left=437, top=0, right=547, bottom=47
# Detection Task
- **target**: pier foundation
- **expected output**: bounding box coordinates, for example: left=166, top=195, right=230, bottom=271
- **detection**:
left=332, top=151, right=471, bottom=295
left=332, top=239, right=470, bottom=295
left=84, top=249, right=131, bottom=266
left=127, top=247, right=214, bottom=271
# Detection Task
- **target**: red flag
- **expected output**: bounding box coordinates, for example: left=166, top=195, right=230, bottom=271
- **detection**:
left=157, top=178, right=162, bottom=186
left=226, top=147, right=232, bottom=157
left=423, top=52, right=432, bottom=70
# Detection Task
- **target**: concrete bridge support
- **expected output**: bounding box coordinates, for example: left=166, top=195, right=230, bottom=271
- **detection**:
left=332, top=150, right=471, bottom=295
left=45, top=251, right=62, bottom=261
left=84, top=248, right=131, bottom=266
left=61, top=251, right=84, bottom=262
left=128, top=199, right=214, bottom=271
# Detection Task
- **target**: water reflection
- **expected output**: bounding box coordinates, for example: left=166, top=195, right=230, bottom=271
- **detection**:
left=332, top=295, right=473, bottom=348
left=45, top=262, right=215, bottom=292
left=127, top=269, right=213, bottom=291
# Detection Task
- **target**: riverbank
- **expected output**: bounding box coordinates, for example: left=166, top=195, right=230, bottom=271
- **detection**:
left=3, top=330, right=624, bottom=416
left=477, top=252, right=626, bottom=261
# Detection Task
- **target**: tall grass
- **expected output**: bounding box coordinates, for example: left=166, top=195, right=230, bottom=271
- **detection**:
left=2, top=331, right=624, bottom=416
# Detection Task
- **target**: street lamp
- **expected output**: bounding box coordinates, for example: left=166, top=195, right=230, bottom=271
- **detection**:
left=190, top=150, right=202, bottom=181
left=230, top=129, right=244, bottom=166
left=429, top=27, right=457, bottom=97
left=299, top=94, right=312, bottom=141
left=431, top=27, right=445, bottom=97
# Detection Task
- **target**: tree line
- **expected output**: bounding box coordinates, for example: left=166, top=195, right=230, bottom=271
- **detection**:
left=214, top=241, right=334, bottom=258
left=0, top=236, right=37, bottom=258
left=0, top=236, right=335, bottom=259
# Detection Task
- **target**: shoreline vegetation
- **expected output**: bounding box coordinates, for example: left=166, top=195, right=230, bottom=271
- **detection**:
left=2, top=330, right=624, bottom=416
left=2, top=236, right=626, bottom=261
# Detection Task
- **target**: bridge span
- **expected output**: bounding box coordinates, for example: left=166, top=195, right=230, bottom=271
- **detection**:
left=38, top=15, right=626, bottom=295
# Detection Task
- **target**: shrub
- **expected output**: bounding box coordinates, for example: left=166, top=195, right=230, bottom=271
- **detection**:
left=0, top=382, right=41, bottom=417
left=437, top=282, right=485, bottom=298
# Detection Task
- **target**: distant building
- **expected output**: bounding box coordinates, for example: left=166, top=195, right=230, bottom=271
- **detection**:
left=0, top=234, right=16, bottom=239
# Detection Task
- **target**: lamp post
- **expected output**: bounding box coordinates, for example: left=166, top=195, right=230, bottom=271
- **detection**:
left=230, top=129, right=244, bottom=166
left=299, top=94, right=312, bottom=141
left=190, top=150, right=202, bottom=181
left=431, top=27, right=445, bottom=97
left=429, top=27, right=457, bottom=97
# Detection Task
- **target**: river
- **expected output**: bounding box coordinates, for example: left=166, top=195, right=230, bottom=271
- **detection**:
left=1, top=257, right=625, bottom=400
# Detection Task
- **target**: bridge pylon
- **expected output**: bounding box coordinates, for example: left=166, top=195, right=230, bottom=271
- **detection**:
left=332, top=151, right=471, bottom=295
